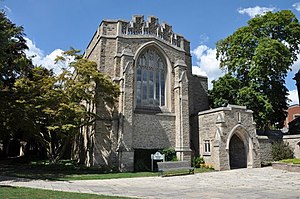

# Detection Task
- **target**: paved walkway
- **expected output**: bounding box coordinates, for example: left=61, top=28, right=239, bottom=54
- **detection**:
left=0, top=167, right=300, bottom=198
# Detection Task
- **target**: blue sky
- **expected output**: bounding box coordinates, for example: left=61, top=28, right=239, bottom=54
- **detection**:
left=1, top=0, right=300, bottom=104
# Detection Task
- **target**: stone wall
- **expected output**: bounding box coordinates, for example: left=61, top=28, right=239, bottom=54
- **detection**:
left=272, top=162, right=300, bottom=172
left=81, top=15, right=300, bottom=172
left=189, top=75, right=208, bottom=114
left=80, top=15, right=206, bottom=171
left=257, top=133, right=300, bottom=164
left=190, top=115, right=200, bottom=155
left=198, top=105, right=260, bottom=170
left=102, top=39, right=117, bottom=75
left=132, top=113, right=176, bottom=149
left=283, top=135, right=300, bottom=158
left=257, top=136, right=273, bottom=164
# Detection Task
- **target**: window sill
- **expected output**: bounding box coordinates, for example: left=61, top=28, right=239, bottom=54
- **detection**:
left=134, top=106, right=173, bottom=115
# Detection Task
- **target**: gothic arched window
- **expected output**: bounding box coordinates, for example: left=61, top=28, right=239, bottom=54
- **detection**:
left=136, top=49, right=166, bottom=107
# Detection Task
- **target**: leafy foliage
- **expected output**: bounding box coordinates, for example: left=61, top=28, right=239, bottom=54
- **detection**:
left=272, top=141, right=294, bottom=161
left=192, top=155, right=205, bottom=168
left=0, top=10, right=34, bottom=148
left=162, top=148, right=177, bottom=161
left=0, top=11, right=32, bottom=87
left=0, top=12, right=120, bottom=163
left=209, top=74, right=241, bottom=107
left=17, top=49, right=119, bottom=163
left=210, top=10, right=300, bottom=130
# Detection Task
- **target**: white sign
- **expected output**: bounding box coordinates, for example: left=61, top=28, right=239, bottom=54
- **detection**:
left=151, top=151, right=165, bottom=171
left=152, top=152, right=164, bottom=160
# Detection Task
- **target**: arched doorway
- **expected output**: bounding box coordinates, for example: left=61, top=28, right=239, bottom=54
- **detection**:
left=229, top=134, right=247, bottom=169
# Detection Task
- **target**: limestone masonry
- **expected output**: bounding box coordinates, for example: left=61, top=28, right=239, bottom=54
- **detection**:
left=73, top=15, right=299, bottom=171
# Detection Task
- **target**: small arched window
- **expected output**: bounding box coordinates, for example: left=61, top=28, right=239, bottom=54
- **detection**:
left=136, top=48, right=166, bottom=107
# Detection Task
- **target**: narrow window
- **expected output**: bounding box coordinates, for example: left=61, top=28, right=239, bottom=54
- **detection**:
left=160, top=70, right=165, bottom=106
left=142, top=69, right=148, bottom=104
left=136, top=49, right=166, bottom=108
left=237, top=112, right=241, bottom=123
left=204, top=140, right=211, bottom=155
left=155, top=70, right=160, bottom=106
left=136, top=68, right=142, bottom=105
left=149, top=70, right=154, bottom=105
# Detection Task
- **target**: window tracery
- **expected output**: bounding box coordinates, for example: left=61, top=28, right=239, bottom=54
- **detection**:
left=136, top=49, right=166, bottom=107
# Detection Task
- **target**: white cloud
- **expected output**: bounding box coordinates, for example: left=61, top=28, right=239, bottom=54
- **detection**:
left=198, top=33, right=209, bottom=44
left=191, top=45, right=224, bottom=89
left=291, top=53, right=300, bottom=72
left=287, top=52, right=300, bottom=104
left=25, top=37, right=72, bottom=74
left=4, top=5, right=12, bottom=13
left=293, top=2, right=300, bottom=11
left=288, top=89, right=299, bottom=105
left=192, top=65, right=207, bottom=77
left=238, top=6, right=276, bottom=18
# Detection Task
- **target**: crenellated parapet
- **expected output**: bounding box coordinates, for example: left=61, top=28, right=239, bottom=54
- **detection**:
left=120, top=15, right=184, bottom=48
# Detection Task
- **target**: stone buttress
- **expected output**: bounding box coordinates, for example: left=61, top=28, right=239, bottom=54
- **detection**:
left=78, top=15, right=208, bottom=171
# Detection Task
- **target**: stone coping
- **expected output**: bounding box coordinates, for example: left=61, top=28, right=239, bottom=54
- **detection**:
left=283, top=134, right=300, bottom=139
left=192, top=73, right=208, bottom=79
left=272, top=162, right=300, bottom=172
left=257, top=135, right=270, bottom=140
left=198, top=104, right=252, bottom=116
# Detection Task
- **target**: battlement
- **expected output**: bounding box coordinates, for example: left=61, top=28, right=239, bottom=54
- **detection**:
left=85, top=15, right=190, bottom=60
left=119, top=15, right=183, bottom=48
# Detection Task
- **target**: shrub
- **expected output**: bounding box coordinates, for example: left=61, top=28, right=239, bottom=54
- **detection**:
left=272, top=141, right=294, bottom=161
left=200, top=163, right=214, bottom=170
left=162, top=148, right=177, bottom=161
left=192, top=156, right=205, bottom=168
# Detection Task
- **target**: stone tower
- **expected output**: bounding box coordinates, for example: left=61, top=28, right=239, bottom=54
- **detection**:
left=79, top=15, right=208, bottom=171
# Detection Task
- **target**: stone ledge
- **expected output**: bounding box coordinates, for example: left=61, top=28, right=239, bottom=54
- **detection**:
left=272, top=162, right=300, bottom=172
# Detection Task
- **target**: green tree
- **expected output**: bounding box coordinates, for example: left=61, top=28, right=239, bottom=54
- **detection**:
left=0, top=10, right=34, bottom=154
left=14, top=49, right=119, bottom=163
left=0, top=11, right=32, bottom=87
left=0, top=11, right=119, bottom=161
left=209, top=74, right=241, bottom=107
left=210, top=10, right=300, bottom=130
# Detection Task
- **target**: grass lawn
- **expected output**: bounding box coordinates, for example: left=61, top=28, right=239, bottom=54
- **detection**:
left=279, top=158, right=300, bottom=164
left=195, top=167, right=215, bottom=173
left=60, top=172, right=158, bottom=181
left=0, top=158, right=214, bottom=181
left=0, top=186, right=131, bottom=199
left=0, top=159, right=158, bottom=181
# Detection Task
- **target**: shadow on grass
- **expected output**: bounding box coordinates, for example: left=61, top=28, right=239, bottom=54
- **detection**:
left=0, top=157, right=158, bottom=182
left=0, top=185, right=17, bottom=188
left=0, top=158, right=215, bottom=182
left=0, top=158, right=102, bottom=181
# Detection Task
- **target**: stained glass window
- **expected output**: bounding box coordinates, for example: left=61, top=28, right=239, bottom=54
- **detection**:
left=136, top=49, right=166, bottom=107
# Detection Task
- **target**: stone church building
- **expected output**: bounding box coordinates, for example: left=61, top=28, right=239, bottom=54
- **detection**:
left=77, top=15, right=261, bottom=171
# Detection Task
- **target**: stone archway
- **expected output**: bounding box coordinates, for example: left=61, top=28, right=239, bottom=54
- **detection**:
left=226, top=124, right=254, bottom=170
left=229, top=134, right=247, bottom=169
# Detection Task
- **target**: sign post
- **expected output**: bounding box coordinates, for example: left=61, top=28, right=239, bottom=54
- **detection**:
left=151, top=151, right=165, bottom=171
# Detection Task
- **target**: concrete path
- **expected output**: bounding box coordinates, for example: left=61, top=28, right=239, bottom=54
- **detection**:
left=0, top=167, right=300, bottom=199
